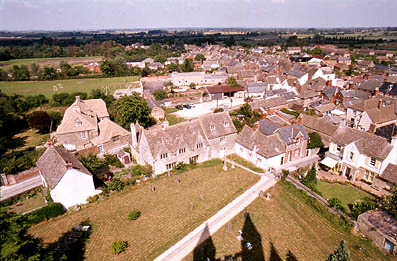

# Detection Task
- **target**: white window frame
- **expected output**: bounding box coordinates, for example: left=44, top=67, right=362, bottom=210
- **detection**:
left=81, top=131, right=88, bottom=139
left=210, top=124, right=215, bottom=131
left=196, top=143, right=203, bottom=149
left=160, top=153, right=168, bottom=159
left=349, top=151, right=354, bottom=161
left=223, top=121, right=229, bottom=127
left=178, top=148, right=186, bottom=154
left=370, top=157, right=376, bottom=167
left=112, top=136, right=120, bottom=142
left=98, top=145, right=104, bottom=154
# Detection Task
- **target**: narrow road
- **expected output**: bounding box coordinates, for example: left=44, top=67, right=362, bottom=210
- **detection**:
left=155, top=175, right=277, bottom=261
left=0, top=176, right=42, bottom=200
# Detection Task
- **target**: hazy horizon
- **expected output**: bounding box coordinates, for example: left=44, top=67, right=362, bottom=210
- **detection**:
left=1, top=0, right=397, bottom=31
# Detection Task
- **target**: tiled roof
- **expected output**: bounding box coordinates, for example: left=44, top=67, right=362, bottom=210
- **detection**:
left=365, top=105, right=397, bottom=124
left=381, top=163, right=397, bottom=184
left=91, top=119, right=130, bottom=146
left=36, top=146, right=91, bottom=189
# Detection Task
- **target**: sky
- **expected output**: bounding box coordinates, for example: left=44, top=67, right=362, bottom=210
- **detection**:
left=0, top=0, right=397, bottom=31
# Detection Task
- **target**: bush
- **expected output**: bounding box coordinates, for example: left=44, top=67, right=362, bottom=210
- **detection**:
left=348, top=198, right=377, bottom=220
left=308, top=132, right=324, bottom=149
left=302, top=164, right=317, bottom=187
left=27, top=203, right=65, bottom=224
left=153, top=89, right=167, bottom=101
left=107, top=178, right=125, bottom=192
left=129, top=164, right=153, bottom=177
left=87, top=194, right=100, bottom=203
left=214, top=108, right=224, bottom=113
left=128, top=209, right=141, bottom=220
left=104, top=154, right=124, bottom=168
left=111, top=240, right=128, bottom=255
left=173, top=162, right=187, bottom=172
left=281, top=169, right=290, bottom=181
left=328, top=197, right=342, bottom=208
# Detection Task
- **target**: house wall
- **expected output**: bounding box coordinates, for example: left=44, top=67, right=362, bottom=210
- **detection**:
left=284, top=140, right=308, bottom=163
left=100, top=134, right=131, bottom=155
left=235, top=143, right=283, bottom=170
left=55, top=129, right=98, bottom=150
left=50, top=169, right=97, bottom=208
left=207, top=133, right=237, bottom=159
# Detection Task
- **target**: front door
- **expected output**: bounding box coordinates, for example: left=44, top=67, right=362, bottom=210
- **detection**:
left=124, top=155, right=130, bottom=164
left=345, top=167, right=351, bottom=178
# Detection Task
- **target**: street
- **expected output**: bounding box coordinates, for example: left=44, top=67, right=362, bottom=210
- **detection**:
left=0, top=176, right=43, bottom=201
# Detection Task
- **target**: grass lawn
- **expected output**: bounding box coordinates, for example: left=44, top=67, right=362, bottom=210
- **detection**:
left=165, top=107, right=187, bottom=126
left=29, top=162, right=259, bottom=260
left=0, top=56, right=104, bottom=70
left=227, top=154, right=264, bottom=173
left=0, top=76, right=140, bottom=98
left=11, top=129, right=49, bottom=152
left=184, top=181, right=393, bottom=261
left=9, top=192, right=46, bottom=215
left=316, top=180, right=375, bottom=209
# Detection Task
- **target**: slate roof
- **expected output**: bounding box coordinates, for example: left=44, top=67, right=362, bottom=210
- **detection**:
left=36, top=146, right=91, bottom=189
left=348, top=98, right=381, bottom=112
left=247, top=82, right=266, bottom=93
left=380, top=164, right=397, bottom=184
left=358, top=79, right=383, bottom=92
left=303, top=78, right=327, bottom=92
left=379, top=82, right=397, bottom=96
left=206, top=85, right=245, bottom=94
left=236, top=126, right=285, bottom=158
left=275, top=125, right=309, bottom=145
left=322, top=86, right=337, bottom=98
left=288, top=70, right=306, bottom=78
left=331, top=127, right=392, bottom=160
left=315, top=103, right=336, bottom=113
left=250, top=96, right=288, bottom=110
left=259, top=119, right=280, bottom=135
left=360, top=210, right=397, bottom=240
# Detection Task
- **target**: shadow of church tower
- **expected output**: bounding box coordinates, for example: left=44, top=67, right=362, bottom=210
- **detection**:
left=240, top=212, right=265, bottom=261
left=193, top=223, right=216, bottom=261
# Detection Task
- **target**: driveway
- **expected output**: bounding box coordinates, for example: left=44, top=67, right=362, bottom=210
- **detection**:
left=172, top=97, right=246, bottom=119
left=155, top=175, right=277, bottom=261
left=0, top=176, right=43, bottom=201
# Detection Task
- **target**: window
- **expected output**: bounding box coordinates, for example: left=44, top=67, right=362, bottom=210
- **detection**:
left=196, top=143, right=203, bottom=149
left=160, top=153, right=168, bottom=159
left=223, top=121, right=229, bottom=127
left=81, top=131, right=87, bottom=139
left=210, top=124, right=215, bottom=131
left=364, top=170, right=376, bottom=182
left=349, top=151, right=354, bottom=161
left=294, top=149, right=299, bottom=158
left=112, top=136, right=120, bottom=142
left=220, top=136, right=225, bottom=143
left=256, top=158, right=262, bottom=164
left=370, top=157, right=376, bottom=167
left=280, top=157, right=284, bottom=165
left=336, top=145, right=342, bottom=152
left=98, top=145, right=104, bottom=154
left=166, top=162, right=176, bottom=170
left=75, top=119, right=82, bottom=127
left=178, top=148, right=186, bottom=154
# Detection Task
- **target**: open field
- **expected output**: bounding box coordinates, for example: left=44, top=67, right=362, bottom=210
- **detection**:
left=317, top=180, right=375, bottom=209
left=0, top=56, right=104, bottom=70
left=11, top=129, right=48, bottom=152
left=0, top=76, right=140, bottom=98
left=9, top=191, right=46, bottom=214
left=29, top=162, right=260, bottom=260
left=184, top=181, right=393, bottom=261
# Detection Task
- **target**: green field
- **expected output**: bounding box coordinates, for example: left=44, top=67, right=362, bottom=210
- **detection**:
left=316, top=180, right=375, bottom=209
left=29, top=162, right=260, bottom=260
left=0, top=56, right=104, bottom=70
left=184, top=181, right=393, bottom=261
left=0, top=76, right=140, bottom=98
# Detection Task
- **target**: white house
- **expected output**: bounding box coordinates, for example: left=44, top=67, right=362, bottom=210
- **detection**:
left=170, top=72, right=227, bottom=87
left=36, top=146, right=99, bottom=208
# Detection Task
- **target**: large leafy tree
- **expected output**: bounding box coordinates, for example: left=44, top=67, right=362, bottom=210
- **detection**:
left=181, top=58, right=194, bottom=72
left=114, top=93, right=155, bottom=129
left=308, top=132, right=323, bottom=149
left=379, top=185, right=397, bottom=219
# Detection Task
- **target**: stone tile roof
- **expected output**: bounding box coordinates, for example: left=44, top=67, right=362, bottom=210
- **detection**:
left=381, top=163, right=397, bottom=184
left=366, top=105, right=397, bottom=124
left=259, top=119, right=280, bottom=135
left=348, top=98, right=381, bottom=112
left=36, top=146, right=91, bottom=189
left=315, top=103, right=336, bottom=113
left=361, top=210, right=397, bottom=240
left=331, top=127, right=392, bottom=160
left=250, top=96, right=288, bottom=110
left=236, top=125, right=285, bottom=158
left=358, top=79, right=383, bottom=92
left=301, top=114, right=338, bottom=137
left=276, top=124, right=309, bottom=145
left=91, top=119, right=130, bottom=146
left=84, top=99, right=109, bottom=118
left=206, top=85, right=245, bottom=94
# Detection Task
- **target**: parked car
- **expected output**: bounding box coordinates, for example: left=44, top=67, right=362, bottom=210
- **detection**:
left=187, top=102, right=195, bottom=108
left=183, top=104, right=192, bottom=109
left=175, top=105, right=183, bottom=110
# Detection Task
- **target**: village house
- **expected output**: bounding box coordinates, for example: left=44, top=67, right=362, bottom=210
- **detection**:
left=130, top=112, right=237, bottom=175
left=206, top=85, right=245, bottom=100
left=36, top=146, right=99, bottom=208
left=300, top=114, right=338, bottom=147
left=170, top=72, right=227, bottom=87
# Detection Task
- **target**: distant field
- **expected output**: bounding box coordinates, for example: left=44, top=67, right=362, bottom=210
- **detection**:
left=0, top=76, right=141, bottom=98
left=0, top=56, right=104, bottom=70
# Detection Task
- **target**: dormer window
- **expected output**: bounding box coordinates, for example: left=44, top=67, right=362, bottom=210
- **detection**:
left=178, top=148, right=186, bottom=154
left=196, top=143, right=203, bottom=149
left=210, top=124, right=215, bottom=131
left=112, top=136, right=120, bottom=142
left=75, top=119, right=82, bottom=127
left=160, top=153, right=168, bottom=159
left=223, top=121, right=229, bottom=127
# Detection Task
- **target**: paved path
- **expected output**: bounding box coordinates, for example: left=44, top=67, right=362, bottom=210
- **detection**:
left=0, top=176, right=42, bottom=201
left=225, top=159, right=264, bottom=176
left=155, top=175, right=277, bottom=261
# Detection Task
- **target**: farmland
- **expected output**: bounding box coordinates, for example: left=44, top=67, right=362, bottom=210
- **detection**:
left=29, top=162, right=260, bottom=260
left=0, top=56, right=104, bottom=70
left=183, top=181, right=393, bottom=261
left=0, top=76, right=140, bottom=98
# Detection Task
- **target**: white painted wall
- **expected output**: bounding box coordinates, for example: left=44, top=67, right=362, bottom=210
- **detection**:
left=50, top=169, right=97, bottom=208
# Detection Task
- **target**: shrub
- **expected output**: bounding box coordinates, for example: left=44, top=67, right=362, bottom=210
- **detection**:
left=173, top=162, right=187, bottom=172
left=128, top=164, right=153, bottom=177
left=27, top=203, right=65, bottom=224
left=111, top=240, right=128, bottom=255
left=348, top=198, right=377, bottom=220
left=214, top=108, right=224, bottom=113
left=87, top=194, right=100, bottom=203
left=281, top=169, right=290, bottom=181
left=153, top=89, right=167, bottom=101
left=128, top=209, right=141, bottom=220
left=107, top=178, right=125, bottom=192
left=308, top=132, right=324, bottom=149
left=302, top=164, right=317, bottom=187
left=104, top=154, right=124, bottom=168
left=328, top=197, right=342, bottom=208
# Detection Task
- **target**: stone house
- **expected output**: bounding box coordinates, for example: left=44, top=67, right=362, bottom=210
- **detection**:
left=36, top=146, right=99, bottom=208
left=130, top=112, right=237, bottom=175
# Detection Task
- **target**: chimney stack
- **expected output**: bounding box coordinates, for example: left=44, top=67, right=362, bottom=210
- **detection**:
left=66, top=161, right=73, bottom=169
left=75, top=96, right=80, bottom=102
left=378, top=98, right=383, bottom=109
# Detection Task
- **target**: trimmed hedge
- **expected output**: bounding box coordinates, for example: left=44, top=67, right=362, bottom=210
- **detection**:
left=27, top=203, right=65, bottom=224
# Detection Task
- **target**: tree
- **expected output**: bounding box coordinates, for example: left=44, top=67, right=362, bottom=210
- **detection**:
left=29, top=111, right=51, bottom=133
left=227, top=77, right=240, bottom=87
left=194, top=54, right=206, bottom=62
left=302, top=164, right=317, bottom=187
left=79, top=153, right=107, bottom=173
left=154, top=54, right=167, bottom=63
left=42, top=66, right=57, bottom=80
left=115, top=93, right=155, bottom=129
left=379, top=185, right=397, bottom=219
left=310, top=47, right=325, bottom=57
left=224, top=36, right=235, bottom=47
left=181, top=58, right=194, bottom=72
left=100, top=60, right=115, bottom=77
left=328, top=240, right=350, bottom=261
left=308, top=132, right=323, bottom=149
left=153, top=89, right=167, bottom=101
left=167, top=63, right=180, bottom=73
